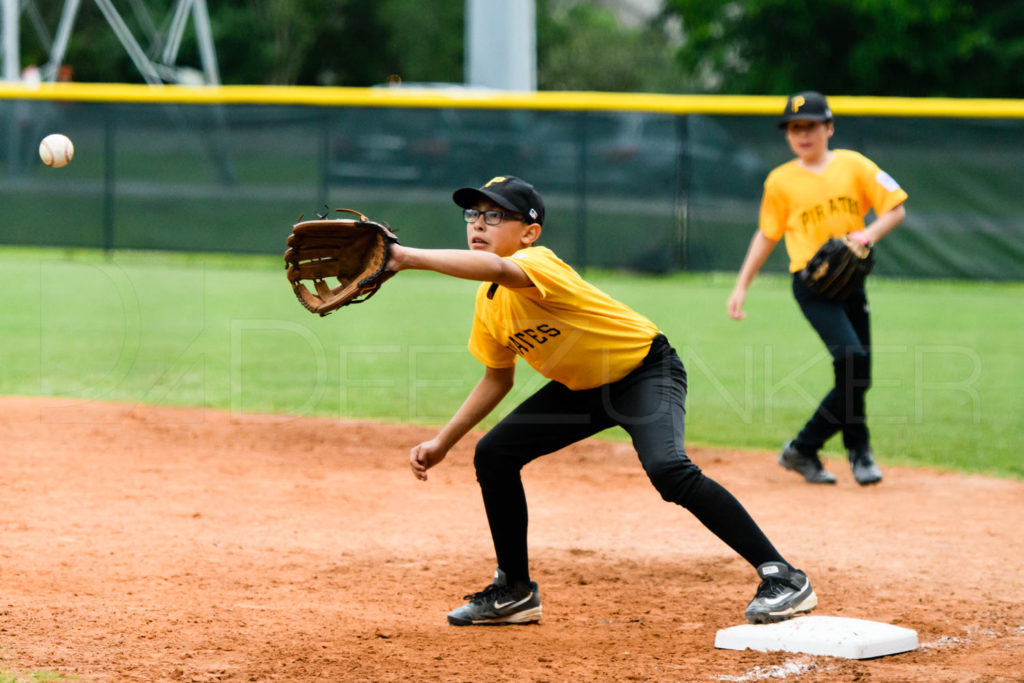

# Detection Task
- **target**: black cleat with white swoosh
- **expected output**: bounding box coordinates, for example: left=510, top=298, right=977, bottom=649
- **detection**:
left=447, top=568, right=542, bottom=626
left=744, top=562, right=817, bottom=624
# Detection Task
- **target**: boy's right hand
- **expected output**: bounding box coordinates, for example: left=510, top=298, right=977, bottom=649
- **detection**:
left=727, top=287, right=747, bottom=320
left=410, top=438, right=448, bottom=481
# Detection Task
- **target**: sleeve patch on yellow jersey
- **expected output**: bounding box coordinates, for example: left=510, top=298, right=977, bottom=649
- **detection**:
left=876, top=170, right=901, bottom=192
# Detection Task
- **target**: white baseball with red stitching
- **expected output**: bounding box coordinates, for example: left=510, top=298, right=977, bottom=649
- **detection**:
left=39, top=133, right=75, bottom=168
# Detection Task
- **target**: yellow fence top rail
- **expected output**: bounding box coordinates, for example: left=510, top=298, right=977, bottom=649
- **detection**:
left=2, top=82, right=1023, bottom=118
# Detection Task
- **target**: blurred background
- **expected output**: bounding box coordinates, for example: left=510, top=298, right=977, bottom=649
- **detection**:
left=9, top=0, right=1022, bottom=95
left=1, top=0, right=1022, bottom=279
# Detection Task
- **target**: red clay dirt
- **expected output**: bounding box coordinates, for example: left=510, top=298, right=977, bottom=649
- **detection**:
left=1, top=396, right=1021, bottom=682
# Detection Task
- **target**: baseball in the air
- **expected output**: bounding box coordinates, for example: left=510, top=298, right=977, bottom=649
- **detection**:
left=39, top=133, right=75, bottom=168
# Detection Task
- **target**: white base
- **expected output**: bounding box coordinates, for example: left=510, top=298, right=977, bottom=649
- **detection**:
left=715, top=615, right=918, bottom=660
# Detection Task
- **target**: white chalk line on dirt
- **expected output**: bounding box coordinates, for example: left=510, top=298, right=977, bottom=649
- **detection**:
left=919, top=624, right=1023, bottom=651
left=712, top=659, right=821, bottom=681
left=919, top=635, right=964, bottom=650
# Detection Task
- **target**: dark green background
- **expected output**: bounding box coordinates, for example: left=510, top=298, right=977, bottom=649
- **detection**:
left=3, top=99, right=1022, bottom=281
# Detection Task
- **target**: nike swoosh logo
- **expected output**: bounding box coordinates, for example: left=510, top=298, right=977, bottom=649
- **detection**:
left=763, top=590, right=801, bottom=606
left=494, top=592, right=533, bottom=610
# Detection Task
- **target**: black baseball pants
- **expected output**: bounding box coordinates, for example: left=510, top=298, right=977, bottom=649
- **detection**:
left=791, top=275, right=872, bottom=453
left=473, top=335, right=787, bottom=586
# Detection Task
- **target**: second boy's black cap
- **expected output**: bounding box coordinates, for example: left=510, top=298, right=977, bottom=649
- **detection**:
left=778, top=91, right=833, bottom=128
left=453, top=175, right=545, bottom=225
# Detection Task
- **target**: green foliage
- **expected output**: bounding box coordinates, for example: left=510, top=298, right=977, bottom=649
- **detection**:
left=17, top=0, right=459, bottom=87
left=221, top=0, right=465, bottom=87
left=537, top=1, right=689, bottom=92
left=213, top=0, right=348, bottom=85
left=663, top=0, right=1024, bottom=96
left=16, top=0, right=1024, bottom=95
left=374, top=0, right=464, bottom=85
left=19, top=1, right=683, bottom=90
left=19, top=1, right=139, bottom=82
left=0, top=248, right=1020, bottom=480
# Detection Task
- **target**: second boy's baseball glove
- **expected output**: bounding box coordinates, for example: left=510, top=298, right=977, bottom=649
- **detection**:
left=799, top=235, right=875, bottom=301
left=284, top=208, right=399, bottom=316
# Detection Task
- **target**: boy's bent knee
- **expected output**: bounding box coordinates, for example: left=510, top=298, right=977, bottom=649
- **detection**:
left=473, top=438, right=524, bottom=483
left=646, top=460, right=704, bottom=504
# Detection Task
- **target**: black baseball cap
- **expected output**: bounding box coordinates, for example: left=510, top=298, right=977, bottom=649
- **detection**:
left=778, top=91, right=833, bottom=128
left=453, top=175, right=545, bottom=226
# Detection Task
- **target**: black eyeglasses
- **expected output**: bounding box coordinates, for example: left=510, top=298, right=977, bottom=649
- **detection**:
left=462, top=208, right=525, bottom=226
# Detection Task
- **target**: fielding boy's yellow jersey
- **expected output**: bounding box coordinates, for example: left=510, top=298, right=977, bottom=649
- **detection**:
left=759, top=149, right=908, bottom=272
left=468, top=246, right=659, bottom=390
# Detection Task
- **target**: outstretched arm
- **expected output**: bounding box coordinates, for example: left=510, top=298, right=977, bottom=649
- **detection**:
left=388, top=245, right=533, bottom=288
left=728, top=231, right=779, bottom=321
left=409, top=365, right=516, bottom=481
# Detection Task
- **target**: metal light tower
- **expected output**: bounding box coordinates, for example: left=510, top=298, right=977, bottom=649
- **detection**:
left=1, top=0, right=220, bottom=85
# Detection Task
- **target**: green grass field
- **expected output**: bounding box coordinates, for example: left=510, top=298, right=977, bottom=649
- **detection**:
left=1, top=247, right=1020, bottom=479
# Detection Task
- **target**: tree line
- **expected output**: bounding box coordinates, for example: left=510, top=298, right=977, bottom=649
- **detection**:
left=20, top=0, right=1024, bottom=97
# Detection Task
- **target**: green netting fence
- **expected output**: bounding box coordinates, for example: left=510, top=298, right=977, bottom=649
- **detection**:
left=2, top=85, right=1022, bottom=280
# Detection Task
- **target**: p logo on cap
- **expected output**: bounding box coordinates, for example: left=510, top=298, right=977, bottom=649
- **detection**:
left=778, top=91, right=832, bottom=128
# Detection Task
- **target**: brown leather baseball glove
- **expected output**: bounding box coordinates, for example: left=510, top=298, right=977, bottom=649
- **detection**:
left=799, top=235, right=875, bottom=301
left=284, top=208, right=398, bottom=316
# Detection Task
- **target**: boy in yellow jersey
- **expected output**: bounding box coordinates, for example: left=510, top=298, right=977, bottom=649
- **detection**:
left=728, top=92, right=908, bottom=486
left=386, top=175, right=817, bottom=626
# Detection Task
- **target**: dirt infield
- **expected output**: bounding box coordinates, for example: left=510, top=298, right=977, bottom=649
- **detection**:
left=1, top=396, right=1021, bottom=682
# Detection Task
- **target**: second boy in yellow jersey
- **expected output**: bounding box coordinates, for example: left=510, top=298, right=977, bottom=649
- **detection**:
left=759, top=148, right=906, bottom=275
left=729, top=91, right=908, bottom=486
left=387, top=174, right=818, bottom=627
